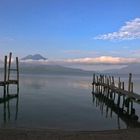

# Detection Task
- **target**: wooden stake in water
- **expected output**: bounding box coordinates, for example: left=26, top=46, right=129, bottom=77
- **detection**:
left=128, top=73, right=132, bottom=92
left=117, top=79, right=121, bottom=107
left=7, top=52, right=12, bottom=82
left=16, top=57, right=19, bottom=93
left=130, top=82, right=133, bottom=93
left=4, top=55, right=7, bottom=97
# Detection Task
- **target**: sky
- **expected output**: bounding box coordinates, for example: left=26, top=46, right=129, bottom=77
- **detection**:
left=0, top=0, right=140, bottom=70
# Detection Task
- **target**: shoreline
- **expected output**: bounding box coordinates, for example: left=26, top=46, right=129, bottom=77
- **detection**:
left=0, top=127, right=140, bottom=140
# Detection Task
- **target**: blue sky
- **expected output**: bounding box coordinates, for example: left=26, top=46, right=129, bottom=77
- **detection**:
left=0, top=0, right=140, bottom=68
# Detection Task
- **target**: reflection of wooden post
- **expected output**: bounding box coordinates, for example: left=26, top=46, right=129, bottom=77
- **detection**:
left=3, top=101, right=6, bottom=123
left=128, top=73, right=132, bottom=92
left=117, top=79, right=121, bottom=107
left=122, top=82, right=125, bottom=109
left=130, top=100, right=133, bottom=115
left=15, top=96, right=19, bottom=120
left=127, top=99, right=130, bottom=115
left=130, top=82, right=133, bottom=115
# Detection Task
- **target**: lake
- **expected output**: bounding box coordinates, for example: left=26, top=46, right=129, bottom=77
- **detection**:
left=0, top=73, right=140, bottom=131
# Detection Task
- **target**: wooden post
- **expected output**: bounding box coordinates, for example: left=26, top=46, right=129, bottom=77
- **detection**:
left=4, top=56, right=7, bottom=98
left=128, top=73, right=132, bottom=92
left=130, top=82, right=133, bottom=93
left=96, top=75, right=98, bottom=93
left=92, top=73, right=95, bottom=84
left=111, top=76, right=115, bottom=100
left=122, top=82, right=124, bottom=90
left=4, top=56, right=7, bottom=83
left=3, top=101, right=6, bottom=122
left=99, top=75, right=101, bottom=92
left=7, top=52, right=12, bottom=81
left=118, top=77, right=120, bottom=88
left=117, top=80, right=121, bottom=107
left=100, top=75, right=102, bottom=93
left=16, top=57, right=19, bottom=94
left=107, top=77, right=110, bottom=97
left=109, top=76, right=111, bottom=86
left=112, top=76, right=114, bottom=85
left=7, top=52, right=12, bottom=94
left=102, top=75, right=104, bottom=84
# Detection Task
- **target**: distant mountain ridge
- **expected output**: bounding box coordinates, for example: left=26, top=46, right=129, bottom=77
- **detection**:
left=103, top=63, right=140, bottom=74
left=21, top=54, right=47, bottom=61
left=19, top=63, right=94, bottom=76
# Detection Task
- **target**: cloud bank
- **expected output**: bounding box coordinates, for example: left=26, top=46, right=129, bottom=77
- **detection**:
left=94, top=18, right=140, bottom=40
left=61, top=56, right=140, bottom=65
left=20, top=56, right=140, bottom=65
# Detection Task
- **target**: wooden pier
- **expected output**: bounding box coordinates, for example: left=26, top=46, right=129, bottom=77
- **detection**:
left=92, top=73, right=140, bottom=123
left=92, top=73, right=140, bottom=103
left=0, top=52, right=19, bottom=101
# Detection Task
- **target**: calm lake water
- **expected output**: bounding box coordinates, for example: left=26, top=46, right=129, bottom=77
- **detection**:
left=0, top=74, right=140, bottom=131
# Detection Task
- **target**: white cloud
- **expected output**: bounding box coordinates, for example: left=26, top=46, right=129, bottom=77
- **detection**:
left=20, top=59, right=49, bottom=64
left=94, top=18, right=140, bottom=40
left=60, top=56, right=140, bottom=64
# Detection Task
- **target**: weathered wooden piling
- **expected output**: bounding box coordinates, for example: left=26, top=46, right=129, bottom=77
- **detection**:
left=7, top=52, right=12, bottom=82
left=128, top=73, right=132, bottom=92
left=117, top=79, right=121, bottom=107
left=4, top=56, right=7, bottom=97
left=0, top=56, right=7, bottom=97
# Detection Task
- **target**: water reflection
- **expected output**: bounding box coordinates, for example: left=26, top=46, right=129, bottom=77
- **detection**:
left=68, top=81, right=91, bottom=89
left=92, top=92, right=140, bottom=128
left=3, top=97, right=19, bottom=122
left=1, top=74, right=140, bottom=130
left=0, top=91, right=19, bottom=125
